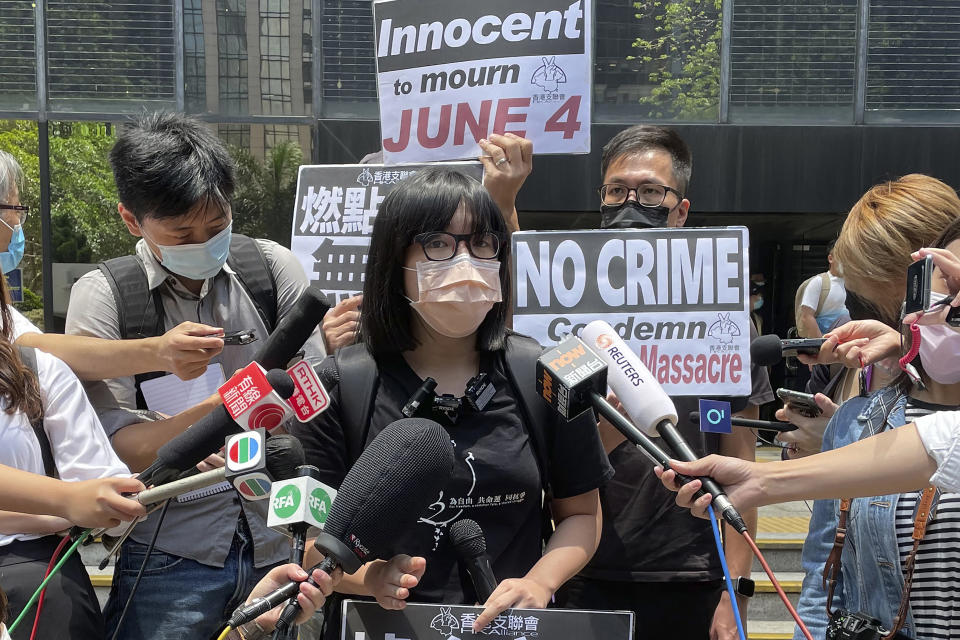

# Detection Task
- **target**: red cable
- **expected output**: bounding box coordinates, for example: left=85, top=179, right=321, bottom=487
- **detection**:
left=30, top=535, right=70, bottom=640
left=741, top=530, right=814, bottom=640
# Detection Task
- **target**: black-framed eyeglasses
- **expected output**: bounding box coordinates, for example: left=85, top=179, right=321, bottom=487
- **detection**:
left=598, top=183, right=683, bottom=208
left=413, top=231, right=502, bottom=261
left=0, top=204, right=28, bottom=226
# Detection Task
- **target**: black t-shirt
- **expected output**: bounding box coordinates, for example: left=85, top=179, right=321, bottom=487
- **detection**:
left=289, top=348, right=614, bottom=604
left=581, top=321, right=769, bottom=582
left=582, top=396, right=738, bottom=581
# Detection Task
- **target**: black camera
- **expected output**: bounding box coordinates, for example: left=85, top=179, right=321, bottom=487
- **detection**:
left=827, top=609, right=909, bottom=640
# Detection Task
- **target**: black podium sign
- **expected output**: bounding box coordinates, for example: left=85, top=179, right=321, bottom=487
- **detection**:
left=341, top=600, right=633, bottom=640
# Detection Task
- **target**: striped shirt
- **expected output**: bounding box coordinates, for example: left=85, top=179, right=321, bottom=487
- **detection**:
left=894, top=400, right=960, bottom=640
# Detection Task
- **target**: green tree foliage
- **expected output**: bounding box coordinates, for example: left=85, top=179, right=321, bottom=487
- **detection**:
left=631, top=0, right=722, bottom=120
left=0, top=120, right=301, bottom=309
left=232, top=141, right=302, bottom=246
left=0, top=120, right=134, bottom=293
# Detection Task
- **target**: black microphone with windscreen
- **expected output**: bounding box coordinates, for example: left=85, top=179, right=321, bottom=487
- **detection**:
left=450, top=519, right=498, bottom=604
left=266, top=368, right=296, bottom=399
left=751, top=335, right=826, bottom=366
left=229, top=417, right=456, bottom=631
left=254, top=284, right=330, bottom=371
left=136, top=434, right=304, bottom=506
left=139, top=368, right=305, bottom=485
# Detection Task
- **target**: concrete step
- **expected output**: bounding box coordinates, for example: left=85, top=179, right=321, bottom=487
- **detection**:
left=748, top=572, right=802, bottom=622
left=752, top=538, right=803, bottom=575
left=748, top=620, right=794, bottom=640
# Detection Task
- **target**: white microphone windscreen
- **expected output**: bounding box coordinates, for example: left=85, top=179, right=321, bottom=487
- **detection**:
left=580, top=320, right=678, bottom=436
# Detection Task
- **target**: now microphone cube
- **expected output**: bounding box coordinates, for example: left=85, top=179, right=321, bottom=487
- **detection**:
left=267, top=474, right=338, bottom=538
left=536, top=334, right=608, bottom=420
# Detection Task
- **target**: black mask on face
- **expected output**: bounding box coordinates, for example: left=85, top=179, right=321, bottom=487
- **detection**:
left=600, top=201, right=671, bottom=229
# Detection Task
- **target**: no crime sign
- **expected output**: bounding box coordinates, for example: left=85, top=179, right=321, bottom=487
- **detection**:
left=512, top=227, right=752, bottom=396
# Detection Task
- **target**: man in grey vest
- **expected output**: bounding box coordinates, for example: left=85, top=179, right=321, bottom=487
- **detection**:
left=66, top=112, right=328, bottom=640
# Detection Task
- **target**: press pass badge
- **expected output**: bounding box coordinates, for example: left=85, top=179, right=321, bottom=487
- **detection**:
left=698, top=399, right=732, bottom=434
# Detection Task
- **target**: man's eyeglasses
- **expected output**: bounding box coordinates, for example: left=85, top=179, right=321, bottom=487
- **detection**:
left=598, top=183, right=683, bottom=208
left=413, top=231, right=501, bottom=261
left=0, top=204, right=29, bottom=226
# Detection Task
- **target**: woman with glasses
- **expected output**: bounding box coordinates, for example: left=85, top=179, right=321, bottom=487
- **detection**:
left=291, top=167, right=612, bottom=638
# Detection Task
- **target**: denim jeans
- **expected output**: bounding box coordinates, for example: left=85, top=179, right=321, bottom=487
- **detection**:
left=103, top=520, right=277, bottom=640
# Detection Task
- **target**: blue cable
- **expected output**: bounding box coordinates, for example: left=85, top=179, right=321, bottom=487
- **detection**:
left=708, top=504, right=747, bottom=640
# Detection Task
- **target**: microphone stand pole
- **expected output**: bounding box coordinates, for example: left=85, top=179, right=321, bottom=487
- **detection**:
left=273, top=523, right=309, bottom=640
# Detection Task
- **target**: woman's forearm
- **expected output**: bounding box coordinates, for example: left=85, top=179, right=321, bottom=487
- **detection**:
left=761, top=423, right=935, bottom=503
left=0, top=510, right=71, bottom=536
left=525, top=511, right=600, bottom=595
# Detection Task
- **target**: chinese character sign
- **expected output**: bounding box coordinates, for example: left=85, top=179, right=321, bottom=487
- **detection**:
left=373, top=0, right=592, bottom=164
left=291, top=163, right=483, bottom=306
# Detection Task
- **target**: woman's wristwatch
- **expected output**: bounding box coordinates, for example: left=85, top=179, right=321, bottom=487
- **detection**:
left=730, top=576, right=755, bottom=598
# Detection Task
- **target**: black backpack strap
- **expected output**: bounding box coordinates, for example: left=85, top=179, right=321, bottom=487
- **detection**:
left=334, top=344, right=380, bottom=465
left=503, top=333, right=553, bottom=492
left=16, top=345, right=55, bottom=478
left=98, top=256, right=166, bottom=409
left=503, top=333, right=557, bottom=545
left=98, top=256, right=164, bottom=341
left=227, top=234, right=279, bottom=332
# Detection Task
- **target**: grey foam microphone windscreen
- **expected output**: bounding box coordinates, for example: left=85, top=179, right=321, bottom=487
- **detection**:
left=324, top=417, right=455, bottom=566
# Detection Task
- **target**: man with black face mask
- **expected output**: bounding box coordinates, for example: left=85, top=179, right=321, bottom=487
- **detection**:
left=597, top=126, right=691, bottom=230
left=553, top=125, right=774, bottom=640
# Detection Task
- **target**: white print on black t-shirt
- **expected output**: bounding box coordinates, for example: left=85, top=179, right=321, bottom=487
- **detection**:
left=418, top=439, right=530, bottom=551
left=419, top=442, right=479, bottom=550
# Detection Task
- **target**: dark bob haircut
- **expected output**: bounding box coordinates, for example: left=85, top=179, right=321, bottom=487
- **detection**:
left=360, top=167, right=511, bottom=355
left=109, top=112, right=235, bottom=222
left=600, top=125, right=692, bottom=195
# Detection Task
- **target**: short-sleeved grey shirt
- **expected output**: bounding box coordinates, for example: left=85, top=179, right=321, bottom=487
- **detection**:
left=65, top=238, right=326, bottom=567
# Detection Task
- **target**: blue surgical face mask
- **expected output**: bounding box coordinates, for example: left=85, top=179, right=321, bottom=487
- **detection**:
left=753, top=297, right=763, bottom=311
left=143, top=222, right=232, bottom=280
left=0, top=219, right=24, bottom=274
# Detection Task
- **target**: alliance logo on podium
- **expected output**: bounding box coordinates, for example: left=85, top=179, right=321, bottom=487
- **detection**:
left=343, top=600, right=633, bottom=640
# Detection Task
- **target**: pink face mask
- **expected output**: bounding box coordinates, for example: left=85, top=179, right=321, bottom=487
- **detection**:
left=918, top=323, right=960, bottom=384
left=404, top=253, right=502, bottom=338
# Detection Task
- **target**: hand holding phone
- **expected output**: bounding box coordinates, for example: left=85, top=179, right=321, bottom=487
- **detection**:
left=776, top=388, right=822, bottom=418
left=905, top=255, right=934, bottom=315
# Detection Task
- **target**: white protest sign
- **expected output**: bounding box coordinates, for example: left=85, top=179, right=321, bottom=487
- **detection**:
left=290, top=162, right=483, bottom=305
left=373, top=0, right=592, bottom=164
left=512, top=227, right=752, bottom=396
